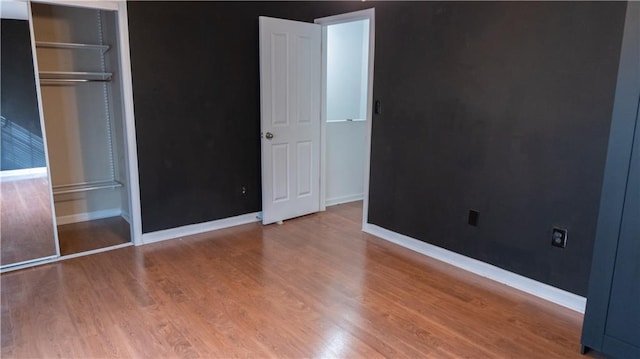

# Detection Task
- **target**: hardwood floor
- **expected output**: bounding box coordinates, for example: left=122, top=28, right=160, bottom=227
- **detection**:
left=58, top=216, right=131, bottom=256
left=1, top=177, right=57, bottom=266
left=1, top=202, right=599, bottom=358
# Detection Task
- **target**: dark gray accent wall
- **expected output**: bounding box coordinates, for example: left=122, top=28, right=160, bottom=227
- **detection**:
left=1, top=19, right=45, bottom=171
left=368, top=1, right=627, bottom=295
left=127, top=2, right=627, bottom=295
left=126, top=1, right=365, bottom=233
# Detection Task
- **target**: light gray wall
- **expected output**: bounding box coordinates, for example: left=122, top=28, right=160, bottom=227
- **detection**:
left=326, top=20, right=369, bottom=122
left=326, top=121, right=366, bottom=205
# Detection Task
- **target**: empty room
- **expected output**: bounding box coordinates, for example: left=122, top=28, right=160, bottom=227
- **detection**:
left=1, top=0, right=638, bottom=358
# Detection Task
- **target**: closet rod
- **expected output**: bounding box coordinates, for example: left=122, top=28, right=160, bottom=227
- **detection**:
left=53, top=180, right=122, bottom=195
left=35, top=41, right=110, bottom=52
left=40, top=79, right=111, bottom=85
left=39, top=71, right=112, bottom=81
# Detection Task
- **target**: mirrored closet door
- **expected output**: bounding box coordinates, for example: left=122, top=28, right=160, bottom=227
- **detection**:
left=32, top=2, right=133, bottom=256
left=0, top=1, right=58, bottom=268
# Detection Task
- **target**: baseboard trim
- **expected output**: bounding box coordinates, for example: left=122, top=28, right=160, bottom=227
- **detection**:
left=142, top=212, right=261, bottom=245
left=326, top=193, right=364, bottom=207
left=56, top=209, right=122, bottom=225
left=59, top=242, right=133, bottom=261
left=363, top=223, right=587, bottom=313
left=0, top=254, right=58, bottom=273
left=0, top=167, right=47, bottom=181
left=121, top=211, right=131, bottom=224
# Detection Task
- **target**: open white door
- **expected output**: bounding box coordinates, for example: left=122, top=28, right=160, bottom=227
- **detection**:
left=259, top=17, right=321, bottom=225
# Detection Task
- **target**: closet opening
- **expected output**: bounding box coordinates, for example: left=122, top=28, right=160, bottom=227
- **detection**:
left=32, top=3, right=133, bottom=256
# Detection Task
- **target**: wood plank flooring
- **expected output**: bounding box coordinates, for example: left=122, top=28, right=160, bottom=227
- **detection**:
left=1, top=202, right=600, bottom=358
left=58, top=216, right=131, bottom=256
left=0, top=177, right=57, bottom=266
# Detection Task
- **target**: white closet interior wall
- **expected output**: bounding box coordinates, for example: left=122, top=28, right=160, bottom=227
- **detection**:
left=32, top=4, right=129, bottom=224
left=102, top=11, right=131, bottom=223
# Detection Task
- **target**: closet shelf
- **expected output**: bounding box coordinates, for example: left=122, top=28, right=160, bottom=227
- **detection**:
left=53, top=180, right=122, bottom=195
left=36, top=41, right=110, bottom=52
left=39, top=71, right=112, bottom=84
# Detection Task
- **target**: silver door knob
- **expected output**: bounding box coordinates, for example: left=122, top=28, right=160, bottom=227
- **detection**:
left=265, top=132, right=274, bottom=140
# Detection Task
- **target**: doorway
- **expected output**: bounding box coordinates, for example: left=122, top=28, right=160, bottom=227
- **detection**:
left=317, top=9, right=375, bottom=228
left=258, top=9, right=374, bottom=227
left=321, top=18, right=370, bottom=211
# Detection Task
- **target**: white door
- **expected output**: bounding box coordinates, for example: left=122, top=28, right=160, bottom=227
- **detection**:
left=259, top=17, right=321, bottom=225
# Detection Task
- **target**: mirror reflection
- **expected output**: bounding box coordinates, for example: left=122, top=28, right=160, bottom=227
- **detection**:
left=1, top=2, right=58, bottom=267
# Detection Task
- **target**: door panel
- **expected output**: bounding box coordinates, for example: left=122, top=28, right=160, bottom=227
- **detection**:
left=272, top=143, right=289, bottom=202
left=297, top=141, right=312, bottom=197
left=297, top=35, right=312, bottom=124
left=259, top=17, right=321, bottom=224
left=271, top=32, right=288, bottom=127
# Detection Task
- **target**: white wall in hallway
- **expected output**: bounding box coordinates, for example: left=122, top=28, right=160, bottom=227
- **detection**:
left=326, top=19, right=369, bottom=122
left=326, top=120, right=366, bottom=206
left=325, top=19, right=369, bottom=206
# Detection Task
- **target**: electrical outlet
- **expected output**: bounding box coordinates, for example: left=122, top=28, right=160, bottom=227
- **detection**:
left=551, top=227, right=568, bottom=248
left=468, top=210, right=479, bottom=226
left=374, top=100, right=382, bottom=114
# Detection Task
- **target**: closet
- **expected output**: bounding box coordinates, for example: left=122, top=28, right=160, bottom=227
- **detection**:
left=32, top=3, right=132, bottom=255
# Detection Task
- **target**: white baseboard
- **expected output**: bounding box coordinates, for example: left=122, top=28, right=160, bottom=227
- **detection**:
left=363, top=223, right=587, bottom=313
left=142, top=212, right=261, bottom=245
left=0, top=254, right=58, bottom=273
left=121, top=210, right=131, bottom=224
left=59, top=242, right=133, bottom=261
left=56, top=208, right=122, bottom=225
left=326, top=193, right=364, bottom=207
left=0, top=167, right=47, bottom=181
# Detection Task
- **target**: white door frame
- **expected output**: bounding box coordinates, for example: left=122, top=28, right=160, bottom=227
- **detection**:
left=113, top=1, right=143, bottom=246
left=315, top=8, right=375, bottom=229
